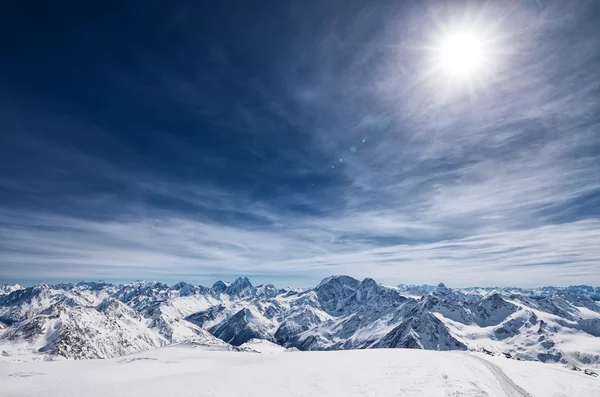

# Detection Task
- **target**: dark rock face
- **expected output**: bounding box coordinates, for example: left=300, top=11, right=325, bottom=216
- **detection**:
left=209, top=308, right=269, bottom=346
left=223, top=277, right=254, bottom=298
left=274, top=305, right=324, bottom=346
left=578, top=318, right=600, bottom=337
left=315, top=276, right=361, bottom=314
left=537, top=350, right=563, bottom=363
left=379, top=312, right=466, bottom=351
left=473, top=293, right=519, bottom=326
left=185, top=305, right=227, bottom=327
left=342, top=278, right=406, bottom=315
left=171, top=282, right=209, bottom=296
left=211, top=281, right=228, bottom=294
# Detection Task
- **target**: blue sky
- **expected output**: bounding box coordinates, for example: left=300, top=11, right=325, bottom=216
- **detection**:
left=1, top=0, right=599, bottom=288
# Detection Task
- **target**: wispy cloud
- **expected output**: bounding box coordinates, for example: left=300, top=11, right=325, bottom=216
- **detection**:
left=1, top=208, right=599, bottom=287
left=0, top=0, right=599, bottom=287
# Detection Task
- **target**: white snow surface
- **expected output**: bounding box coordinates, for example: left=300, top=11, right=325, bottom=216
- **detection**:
left=0, top=284, right=23, bottom=297
left=240, top=338, right=288, bottom=353
left=1, top=346, right=598, bottom=397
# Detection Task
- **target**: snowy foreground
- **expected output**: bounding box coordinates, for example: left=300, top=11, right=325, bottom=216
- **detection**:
left=1, top=344, right=598, bottom=397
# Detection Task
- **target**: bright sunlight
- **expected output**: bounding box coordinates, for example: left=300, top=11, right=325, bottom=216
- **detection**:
left=437, top=31, right=485, bottom=76
left=425, top=22, right=502, bottom=97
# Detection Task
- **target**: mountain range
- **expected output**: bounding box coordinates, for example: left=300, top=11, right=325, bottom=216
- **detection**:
left=1, top=276, right=599, bottom=365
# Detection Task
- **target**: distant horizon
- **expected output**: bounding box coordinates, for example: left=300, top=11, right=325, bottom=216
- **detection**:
left=3, top=275, right=599, bottom=290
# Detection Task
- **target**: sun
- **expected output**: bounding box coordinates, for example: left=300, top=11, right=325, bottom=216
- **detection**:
left=437, top=31, right=485, bottom=77
left=417, top=9, right=506, bottom=98
left=422, top=24, right=503, bottom=97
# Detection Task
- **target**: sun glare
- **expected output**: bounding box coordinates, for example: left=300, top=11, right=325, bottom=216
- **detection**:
left=437, top=31, right=485, bottom=76
left=424, top=22, right=503, bottom=97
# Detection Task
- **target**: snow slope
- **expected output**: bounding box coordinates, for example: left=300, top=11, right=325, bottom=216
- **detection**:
left=239, top=338, right=289, bottom=353
left=1, top=347, right=598, bottom=397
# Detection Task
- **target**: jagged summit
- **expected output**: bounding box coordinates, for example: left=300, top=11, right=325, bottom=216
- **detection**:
left=171, top=282, right=208, bottom=296
left=433, top=283, right=451, bottom=294
left=315, top=275, right=361, bottom=315
left=225, top=277, right=254, bottom=297
left=211, top=280, right=229, bottom=293
left=316, top=275, right=360, bottom=290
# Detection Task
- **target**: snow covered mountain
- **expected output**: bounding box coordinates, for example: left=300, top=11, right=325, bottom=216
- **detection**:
left=0, top=284, right=23, bottom=297
left=1, top=299, right=162, bottom=359
left=399, top=283, right=600, bottom=301
left=1, top=276, right=599, bottom=366
left=0, top=282, right=234, bottom=359
left=210, top=308, right=276, bottom=346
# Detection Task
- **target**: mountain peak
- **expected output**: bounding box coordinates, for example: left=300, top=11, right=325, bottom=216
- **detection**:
left=211, top=280, right=229, bottom=293
left=360, top=278, right=378, bottom=288
left=316, top=275, right=360, bottom=290
left=233, top=276, right=252, bottom=286
left=223, top=277, right=254, bottom=297
left=0, top=283, right=24, bottom=297
left=431, top=283, right=460, bottom=300
left=315, top=275, right=361, bottom=315
left=170, top=282, right=207, bottom=296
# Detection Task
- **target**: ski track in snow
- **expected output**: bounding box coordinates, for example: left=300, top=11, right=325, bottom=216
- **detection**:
left=469, top=355, right=533, bottom=397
